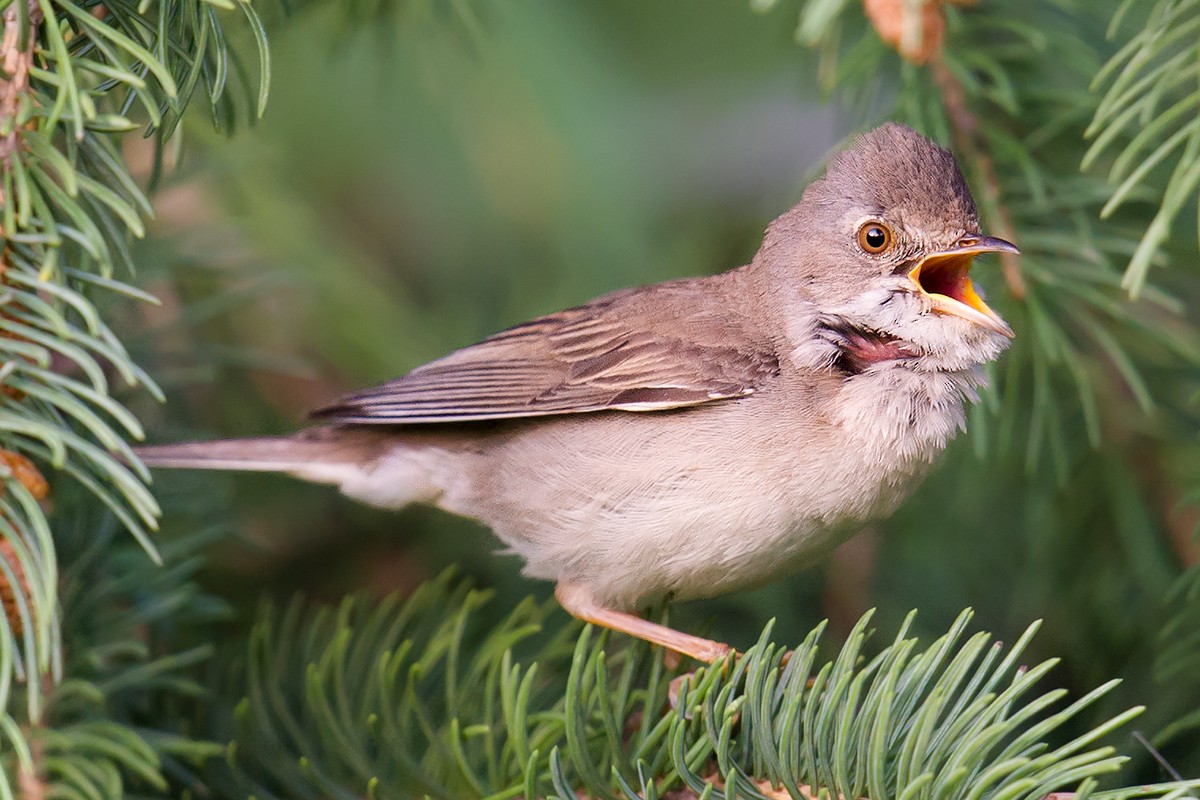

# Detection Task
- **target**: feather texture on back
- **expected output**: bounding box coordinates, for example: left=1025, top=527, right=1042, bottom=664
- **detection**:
left=311, top=281, right=781, bottom=424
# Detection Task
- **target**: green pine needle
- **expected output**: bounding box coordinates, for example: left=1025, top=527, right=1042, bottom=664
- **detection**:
left=221, top=574, right=1198, bottom=800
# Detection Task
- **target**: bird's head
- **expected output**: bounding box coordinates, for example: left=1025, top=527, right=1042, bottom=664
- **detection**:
left=760, top=123, right=1017, bottom=372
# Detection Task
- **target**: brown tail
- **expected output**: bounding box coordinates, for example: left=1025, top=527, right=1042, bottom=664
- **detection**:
left=134, top=437, right=343, bottom=473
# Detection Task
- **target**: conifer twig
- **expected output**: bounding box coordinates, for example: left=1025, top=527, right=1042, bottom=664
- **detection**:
left=0, top=1, right=42, bottom=169
left=17, top=735, right=44, bottom=800
left=929, top=56, right=1027, bottom=300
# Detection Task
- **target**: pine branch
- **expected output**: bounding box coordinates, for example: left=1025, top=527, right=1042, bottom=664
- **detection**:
left=1155, top=563, right=1200, bottom=747
left=0, top=0, right=267, bottom=793
left=0, top=495, right=230, bottom=798
left=214, top=573, right=1200, bottom=800
left=90, top=0, right=1200, bottom=795
left=1084, top=0, right=1200, bottom=297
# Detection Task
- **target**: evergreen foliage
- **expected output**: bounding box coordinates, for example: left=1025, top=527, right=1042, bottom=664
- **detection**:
left=0, top=0, right=263, bottom=793
left=216, top=572, right=1200, bottom=800
left=3, top=495, right=227, bottom=797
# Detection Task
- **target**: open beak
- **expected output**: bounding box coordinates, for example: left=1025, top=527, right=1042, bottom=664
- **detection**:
left=908, top=235, right=1018, bottom=338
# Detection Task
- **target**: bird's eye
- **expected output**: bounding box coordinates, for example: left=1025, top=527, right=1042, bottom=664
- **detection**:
left=857, top=222, right=893, bottom=254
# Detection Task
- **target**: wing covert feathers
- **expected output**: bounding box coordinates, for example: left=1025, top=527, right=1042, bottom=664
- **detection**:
left=312, top=280, right=779, bottom=425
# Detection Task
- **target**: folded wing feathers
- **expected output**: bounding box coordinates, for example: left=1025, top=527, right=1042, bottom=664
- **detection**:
left=312, top=296, right=778, bottom=424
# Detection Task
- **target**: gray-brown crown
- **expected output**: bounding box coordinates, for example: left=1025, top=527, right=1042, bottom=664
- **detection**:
left=805, top=122, right=978, bottom=230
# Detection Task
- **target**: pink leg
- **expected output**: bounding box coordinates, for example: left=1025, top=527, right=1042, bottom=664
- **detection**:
left=555, top=582, right=734, bottom=664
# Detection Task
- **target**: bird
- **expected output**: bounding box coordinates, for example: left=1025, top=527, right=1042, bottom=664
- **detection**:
left=136, top=122, right=1017, bottom=664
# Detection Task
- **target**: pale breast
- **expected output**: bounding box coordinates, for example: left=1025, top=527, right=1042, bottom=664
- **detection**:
left=402, top=359, right=974, bottom=609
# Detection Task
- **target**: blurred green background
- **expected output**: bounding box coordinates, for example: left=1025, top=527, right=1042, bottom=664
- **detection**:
left=122, top=0, right=1200, bottom=775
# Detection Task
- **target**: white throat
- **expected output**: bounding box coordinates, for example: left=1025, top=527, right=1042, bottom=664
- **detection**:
left=834, top=362, right=986, bottom=467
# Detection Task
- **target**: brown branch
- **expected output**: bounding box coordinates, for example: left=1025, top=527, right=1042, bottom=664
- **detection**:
left=16, top=674, right=54, bottom=800
left=0, top=1, right=44, bottom=169
left=930, top=57, right=1028, bottom=300
left=0, top=1, right=45, bottom=400
left=17, top=737, right=45, bottom=800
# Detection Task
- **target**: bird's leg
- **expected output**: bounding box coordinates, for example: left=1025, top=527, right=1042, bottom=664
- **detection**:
left=555, top=582, right=734, bottom=664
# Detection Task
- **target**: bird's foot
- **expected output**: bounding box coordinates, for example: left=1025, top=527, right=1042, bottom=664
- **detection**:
left=555, top=581, right=734, bottom=663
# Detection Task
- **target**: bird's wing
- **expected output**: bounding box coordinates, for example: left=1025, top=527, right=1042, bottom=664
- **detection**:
left=311, top=289, right=780, bottom=424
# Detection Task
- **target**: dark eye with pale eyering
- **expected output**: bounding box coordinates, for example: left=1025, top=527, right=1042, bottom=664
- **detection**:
left=857, top=222, right=893, bottom=254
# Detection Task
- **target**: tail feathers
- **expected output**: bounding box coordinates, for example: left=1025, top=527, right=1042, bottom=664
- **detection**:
left=137, top=432, right=439, bottom=505
left=134, top=437, right=356, bottom=480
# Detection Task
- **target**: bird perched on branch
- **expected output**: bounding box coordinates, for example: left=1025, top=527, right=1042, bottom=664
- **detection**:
left=137, top=123, right=1017, bottom=663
